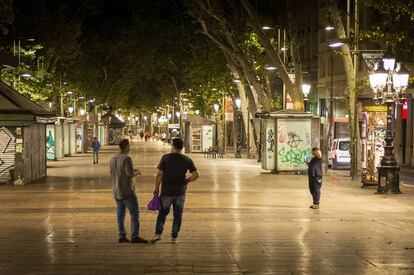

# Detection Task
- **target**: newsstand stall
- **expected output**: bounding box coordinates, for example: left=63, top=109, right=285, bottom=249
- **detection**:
left=0, top=81, right=54, bottom=184
left=262, top=111, right=320, bottom=174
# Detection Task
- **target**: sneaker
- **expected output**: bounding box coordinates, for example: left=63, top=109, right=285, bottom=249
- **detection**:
left=171, top=237, right=178, bottom=244
left=131, top=236, right=149, bottom=243
left=150, top=235, right=161, bottom=244
left=310, top=204, right=319, bottom=209
left=118, top=237, right=130, bottom=243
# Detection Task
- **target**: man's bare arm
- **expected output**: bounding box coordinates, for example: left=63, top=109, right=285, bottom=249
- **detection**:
left=186, top=170, right=199, bottom=183
left=154, top=169, right=164, bottom=194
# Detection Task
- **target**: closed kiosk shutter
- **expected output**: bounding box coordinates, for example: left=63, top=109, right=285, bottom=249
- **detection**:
left=0, top=127, right=16, bottom=183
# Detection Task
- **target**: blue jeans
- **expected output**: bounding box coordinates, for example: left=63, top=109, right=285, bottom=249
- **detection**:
left=155, top=195, right=185, bottom=238
left=116, top=195, right=139, bottom=239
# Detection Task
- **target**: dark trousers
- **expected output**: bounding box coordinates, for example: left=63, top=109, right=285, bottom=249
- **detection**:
left=308, top=178, right=322, bottom=205
left=93, top=151, right=99, bottom=163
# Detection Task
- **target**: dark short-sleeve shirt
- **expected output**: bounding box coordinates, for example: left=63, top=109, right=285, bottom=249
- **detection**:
left=157, top=152, right=197, bottom=196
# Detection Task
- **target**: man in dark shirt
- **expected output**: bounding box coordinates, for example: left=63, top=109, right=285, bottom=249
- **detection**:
left=151, top=138, right=199, bottom=243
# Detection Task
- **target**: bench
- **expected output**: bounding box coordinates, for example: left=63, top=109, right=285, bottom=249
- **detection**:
left=203, top=147, right=223, bottom=159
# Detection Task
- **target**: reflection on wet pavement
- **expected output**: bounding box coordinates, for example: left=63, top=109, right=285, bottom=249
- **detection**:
left=0, top=141, right=414, bottom=274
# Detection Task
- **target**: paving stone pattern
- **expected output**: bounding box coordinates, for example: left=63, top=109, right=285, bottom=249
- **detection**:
left=0, top=141, right=414, bottom=274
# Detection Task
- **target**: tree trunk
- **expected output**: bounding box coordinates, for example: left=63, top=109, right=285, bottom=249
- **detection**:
left=226, top=57, right=259, bottom=155
left=329, top=3, right=359, bottom=180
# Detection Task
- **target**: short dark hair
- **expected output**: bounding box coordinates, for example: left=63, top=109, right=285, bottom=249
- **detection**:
left=119, top=139, right=130, bottom=150
left=172, top=138, right=184, bottom=150
left=312, top=147, right=319, bottom=151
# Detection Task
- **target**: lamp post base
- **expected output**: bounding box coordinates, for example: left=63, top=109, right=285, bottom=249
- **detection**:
left=376, top=165, right=401, bottom=194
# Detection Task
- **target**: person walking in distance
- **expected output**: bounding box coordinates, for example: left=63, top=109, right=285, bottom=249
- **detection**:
left=91, top=137, right=101, bottom=164
left=307, top=147, right=323, bottom=209
left=110, top=139, right=148, bottom=243
left=151, top=138, right=199, bottom=243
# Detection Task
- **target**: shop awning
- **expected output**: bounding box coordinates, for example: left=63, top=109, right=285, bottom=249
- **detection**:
left=0, top=81, right=54, bottom=126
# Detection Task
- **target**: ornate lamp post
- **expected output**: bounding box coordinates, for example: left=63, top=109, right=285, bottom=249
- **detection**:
left=301, top=83, right=311, bottom=112
left=369, top=55, right=409, bottom=194
left=235, top=98, right=242, bottom=158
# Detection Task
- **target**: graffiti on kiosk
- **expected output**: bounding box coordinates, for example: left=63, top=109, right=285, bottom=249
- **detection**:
left=278, top=147, right=309, bottom=165
left=267, top=129, right=275, bottom=152
left=278, top=131, right=310, bottom=165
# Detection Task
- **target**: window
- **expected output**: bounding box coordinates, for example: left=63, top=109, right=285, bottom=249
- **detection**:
left=319, top=98, right=327, bottom=117
left=339, top=141, right=350, bottom=151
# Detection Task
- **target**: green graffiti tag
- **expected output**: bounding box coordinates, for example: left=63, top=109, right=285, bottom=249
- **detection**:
left=278, top=147, right=310, bottom=165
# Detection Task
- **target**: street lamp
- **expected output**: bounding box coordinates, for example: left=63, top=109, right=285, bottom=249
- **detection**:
left=328, top=39, right=346, bottom=48
left=68, top=106, right=74, bottom=115
left=143, top=115, right=148, bottom=132
left=301, top=83, right=311, bottom=112
left=301, top=83, right=311, bottom=98
left=213, top=104, right=220, bottom=148
left=213, top=103, right=219, bottom=112
left=21, top=72, right=31, bottom=79
left=235, top=98, right=242, bottom=158
left=369, top=55, right=409, bottom=194
left=265, top=65, right=277, bottom=71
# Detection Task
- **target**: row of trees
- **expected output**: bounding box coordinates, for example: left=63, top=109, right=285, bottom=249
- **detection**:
left=1, top=0, right=413, bottom=179
left=186, top=0, right=414, bottom=178
left=0, top=0, right=234, bottom=113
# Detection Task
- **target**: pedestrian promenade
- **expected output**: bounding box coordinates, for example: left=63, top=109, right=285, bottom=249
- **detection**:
left=0, top=140, right=413, bottom=274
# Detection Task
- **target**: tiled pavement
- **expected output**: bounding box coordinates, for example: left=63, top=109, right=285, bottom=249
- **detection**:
left=0, top=141, right=414, bottom=274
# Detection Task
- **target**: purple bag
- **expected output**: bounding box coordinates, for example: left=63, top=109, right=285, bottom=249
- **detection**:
left=147, top=193, right=161, bottom=211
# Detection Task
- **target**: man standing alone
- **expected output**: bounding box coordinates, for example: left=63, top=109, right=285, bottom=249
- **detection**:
left=151, top=138, right=199, bottom=243
left=91, top=137, right=100, bottom=164
left=110, top=139, right=148, bottom=243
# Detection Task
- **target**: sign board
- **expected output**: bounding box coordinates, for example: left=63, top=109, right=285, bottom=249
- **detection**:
left=363, top=106, right=387, bottom=112
left=168, top=124, right=180, bottom=129
left=225, top=112, right=233, bottom=122
left=276, top=118, right=311, bottom=171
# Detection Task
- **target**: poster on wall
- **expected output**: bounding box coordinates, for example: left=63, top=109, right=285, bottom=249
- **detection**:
left=262, top=119, right=276, bottom=170
left=201, top=125, right=213, bottom=151
left=46, top=125, right=55, bottom=160
left=276, top=118, right=311, bottom=171
left=109, top=128, right=122, bottom=145
left=76, top=127, right=83, bottom=153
